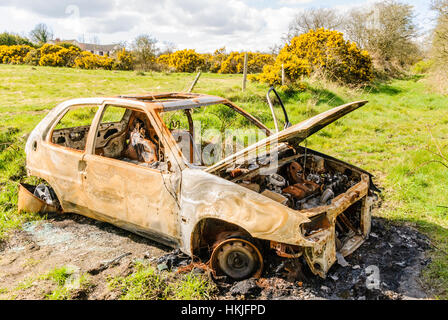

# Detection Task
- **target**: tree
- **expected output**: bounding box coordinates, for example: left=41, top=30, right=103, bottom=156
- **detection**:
left=432, top=0, right=448, bottom=13
left=285, top=8, right=344, bottom=42
left=131, top=34, right=158, bottom=71
left=342, top=8, right=370, bottom=49
left=0, top=32, right=33, bottom=46
left=159, top=41, right=176, bottom=55
left=343, top=0, right=420, bottom=74
left=29, top=23, right=53, bottom=44
left=431, top=0, right=448, bottom=70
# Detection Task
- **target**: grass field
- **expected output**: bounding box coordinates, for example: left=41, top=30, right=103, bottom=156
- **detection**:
left=1, top=64, right=447, bottom=298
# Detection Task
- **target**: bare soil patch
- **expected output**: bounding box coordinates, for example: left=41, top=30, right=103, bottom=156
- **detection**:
left=0, top=214, right=431, bottom=300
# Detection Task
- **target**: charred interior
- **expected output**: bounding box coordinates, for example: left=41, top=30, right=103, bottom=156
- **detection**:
left=51, top=108, right=169, bottom=171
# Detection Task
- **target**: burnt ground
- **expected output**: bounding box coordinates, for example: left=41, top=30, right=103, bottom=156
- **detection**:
left=0, top=213, right=432, bottom=300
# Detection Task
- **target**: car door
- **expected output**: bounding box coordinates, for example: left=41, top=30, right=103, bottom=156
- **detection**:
left=43, top=104, right=100, bottom=212
left=80, top=103, right=181, bottom=247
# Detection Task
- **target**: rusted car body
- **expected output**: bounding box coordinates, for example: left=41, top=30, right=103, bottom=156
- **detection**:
left=23, top=92, right=378, bottom=279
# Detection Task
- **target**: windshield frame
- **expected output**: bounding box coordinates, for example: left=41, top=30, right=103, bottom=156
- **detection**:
left=158, top=101, right=273, bottom=168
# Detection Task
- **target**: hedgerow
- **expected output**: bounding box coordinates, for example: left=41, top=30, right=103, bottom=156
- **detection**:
left=0, top=44, right=133, bottom=71
left=157, top=47, right=275, bottom=74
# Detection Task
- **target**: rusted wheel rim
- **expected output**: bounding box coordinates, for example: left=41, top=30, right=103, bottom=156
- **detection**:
left=210, top=238, right=263, bottom=280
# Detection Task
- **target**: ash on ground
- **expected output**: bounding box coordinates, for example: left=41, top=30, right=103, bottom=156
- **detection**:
left=156, top=217, right=431, bottom=300
left=0, top=214, right=431, bottom=300
left=219, top=217, right=431, bottom=300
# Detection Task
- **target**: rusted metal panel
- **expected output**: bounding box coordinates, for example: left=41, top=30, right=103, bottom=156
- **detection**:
left=17, top=183, right=59, bottom=214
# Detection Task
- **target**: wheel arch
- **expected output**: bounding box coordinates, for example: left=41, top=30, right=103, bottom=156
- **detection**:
left=190, top=217, right=254, bottom=257
left=28, top=176, right=63, bottom=208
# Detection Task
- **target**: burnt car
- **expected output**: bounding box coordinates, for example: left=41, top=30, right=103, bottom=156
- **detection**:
left=22, top=90, right=378, bottom=280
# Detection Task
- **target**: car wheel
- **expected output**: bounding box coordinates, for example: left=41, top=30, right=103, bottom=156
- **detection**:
left=210, top=238, right=263, bottom=280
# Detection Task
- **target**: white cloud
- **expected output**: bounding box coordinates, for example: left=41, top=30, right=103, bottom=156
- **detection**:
left=0, top=0, right=434, bottom=52
left=278, top=0, right=314, bottom=4
left=0, top=0, right=115, bottom=18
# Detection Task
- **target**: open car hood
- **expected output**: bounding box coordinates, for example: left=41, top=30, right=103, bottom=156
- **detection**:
left=206, top=100, right=368, bottom=173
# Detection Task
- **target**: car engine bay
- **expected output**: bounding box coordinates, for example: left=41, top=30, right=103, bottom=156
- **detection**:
left=219, top=146, right=362, bottom=212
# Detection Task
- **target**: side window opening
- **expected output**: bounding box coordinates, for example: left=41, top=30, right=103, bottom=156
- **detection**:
left=94, top=105, right=167, bottom=170
left=161, top=109, right=196, bottom=164
left=51, top=105, right=99, bottom=151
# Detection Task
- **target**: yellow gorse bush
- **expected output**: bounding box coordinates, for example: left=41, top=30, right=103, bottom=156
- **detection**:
left=157, top=49, right=205, bottom=72
left=114, top=48, right=134, bottom=71
left=37, top=44, right=81, bottom=67
left=74, top=51, right=115, bottom=70
left=1, top=43, right=276, bottom=75
left=1, top=44, right=133, bottom=71
left=207, top=47, right=227, bottom=73
left=157, top=47, right=275, bottom=74
left=0, top=45, right=33, bottom=64
left=252, top=28, right=373, bottom=85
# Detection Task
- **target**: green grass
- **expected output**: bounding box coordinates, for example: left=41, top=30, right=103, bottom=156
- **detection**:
left=42, top=266, right=92, bottom=300
left=1, top=265, right=92, bottom=300
left=14, top=276, right=37, bottom=291
left=0, top=64, right=447, bottom=298
left=108, top=262, right=216, bottom=300
left=44, top=266, right=73, bottom=286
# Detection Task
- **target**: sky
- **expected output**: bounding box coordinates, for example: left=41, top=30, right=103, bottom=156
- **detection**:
left=0, top=0, right=437, bottom=53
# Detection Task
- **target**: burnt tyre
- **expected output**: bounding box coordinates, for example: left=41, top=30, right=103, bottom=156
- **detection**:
left=210, top=238, right=263, bottom=280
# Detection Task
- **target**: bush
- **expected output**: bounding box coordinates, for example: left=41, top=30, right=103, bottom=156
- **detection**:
left=113, top=48, right=134, bottom=71
left=0, top=32, right=33, bottom=46
left=57, top=42, right=82, bottom=51
left=411, top=60, right=434, bottom=74
left=207, top=47, right=227, bottom=73
left=0, top=45, right=33, bottom=64
left=1, top=43, right=131, bottom=71
left=7, top=44, right=82, bottom=67
left=74, top=51, right=114, bottom=70
left=252, top=28, right=373, bottom=85
left=24, top=49, right=40, bottom=65
left=157, top=49, right=205, bottom=72
left=37, top=44, right=81, bottom=67
left=156, top=48, right=275, bottom=74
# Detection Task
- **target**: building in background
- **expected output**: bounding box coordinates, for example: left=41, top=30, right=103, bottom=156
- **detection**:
left=49, top=38, right=120, bottom=56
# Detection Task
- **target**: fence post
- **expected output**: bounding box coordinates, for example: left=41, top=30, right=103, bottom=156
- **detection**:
left=242, top=52, right=248, bottom=92
left=188, top=71, right=202, bottom=93
left=281, top=63, right=285, bottom=86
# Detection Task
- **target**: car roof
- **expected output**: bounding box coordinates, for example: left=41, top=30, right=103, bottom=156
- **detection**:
left=117, top=92, right=228, bottom=112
